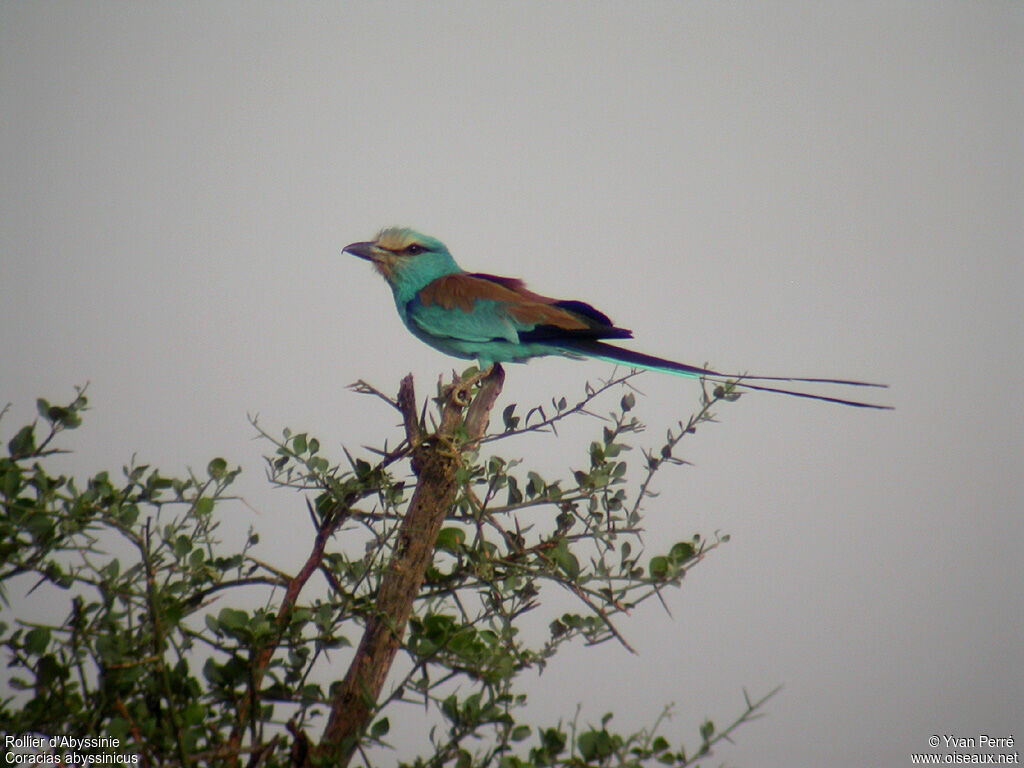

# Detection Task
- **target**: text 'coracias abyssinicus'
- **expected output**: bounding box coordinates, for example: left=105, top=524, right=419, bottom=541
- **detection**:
left=344, top=228, right=890, bottom=409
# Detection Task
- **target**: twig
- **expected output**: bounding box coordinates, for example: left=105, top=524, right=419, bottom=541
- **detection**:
left=479, top=371, right=641, bottom=444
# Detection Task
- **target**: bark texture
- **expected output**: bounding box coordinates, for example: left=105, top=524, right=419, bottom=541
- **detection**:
left=314, top=366, right=504, bottom=766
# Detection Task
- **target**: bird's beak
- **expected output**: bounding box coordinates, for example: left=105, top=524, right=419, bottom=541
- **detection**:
left=343, top=241, right=382, bottom=261
left=344, top=239, right=397, bottom=280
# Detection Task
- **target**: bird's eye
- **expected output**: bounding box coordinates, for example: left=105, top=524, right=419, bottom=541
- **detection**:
left=406, top=244, right=425, bottom=255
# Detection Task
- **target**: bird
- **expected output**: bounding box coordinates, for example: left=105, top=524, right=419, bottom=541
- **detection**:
left=343, top=227, right=890, bottom=409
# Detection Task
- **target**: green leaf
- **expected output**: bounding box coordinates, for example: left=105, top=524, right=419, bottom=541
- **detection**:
left=423, top=614, right=456, bottom=641
left=700, top=719, right=715, bottom=742
left=538, top=727, right=566, bottom=755
left=183, top=702, right=206, bottom=727
left=526, top=471, right=544, bottom=498
left=202, top=656, right=223, bottom=684
left=173, top=535, right=192, bottom=558
left=36, top=654, right=65, bottom=686
left=511, top=724, right=532, bottom=742
left=506, top=476, right=523, bottom=505
left=8, top=425, right=36, bottom=458
left=578, top=730, right=613, bottom=760
left=47, top=406, right=79, bottom=428
left=669, top=541, right=695, bottom=562
left=207, top=457, right=227, bottom=480
left=218, top=607, right=248, bottom=631
left=502, top=403, right=519, bottom=430
left=435, top=527, right=466, bottom=552
left=119, top=503, right=139, bottom=526
left=101, top=559, right=120, bottom=581
left=649, top=555, right=670, bottom=580
left=205, top=614, right=221, bottom=634
left=0, top=461, right=22, bottom=497
left=37, top=398, right=81, bottom=428
left=24, top=627, right=50, bottom=655
left=221, top=655, right=248, bottom=686
left=370, top=717, right=390, bottom=738
left=551, top=542, right=579, bottom=580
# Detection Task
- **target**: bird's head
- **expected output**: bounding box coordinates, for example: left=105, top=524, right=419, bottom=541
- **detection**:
left=344, top=228, right=460, bottom=294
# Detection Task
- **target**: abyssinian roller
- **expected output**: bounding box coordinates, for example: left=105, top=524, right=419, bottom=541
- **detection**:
left=343, top=228, right=889, bottom=409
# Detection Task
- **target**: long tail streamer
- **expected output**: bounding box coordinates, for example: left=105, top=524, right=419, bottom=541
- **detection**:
left=565, top=340, right=891, bottom=410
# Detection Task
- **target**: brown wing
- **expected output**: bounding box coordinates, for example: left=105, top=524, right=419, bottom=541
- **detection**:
left=417, top=273, right=632, bottom=340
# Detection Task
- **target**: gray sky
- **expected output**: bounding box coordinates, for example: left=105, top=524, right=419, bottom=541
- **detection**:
left=2, top=3, right=1021, bottom=766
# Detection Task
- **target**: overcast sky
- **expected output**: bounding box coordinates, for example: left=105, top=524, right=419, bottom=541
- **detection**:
left=2, top=3, right=1021, bottom=766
